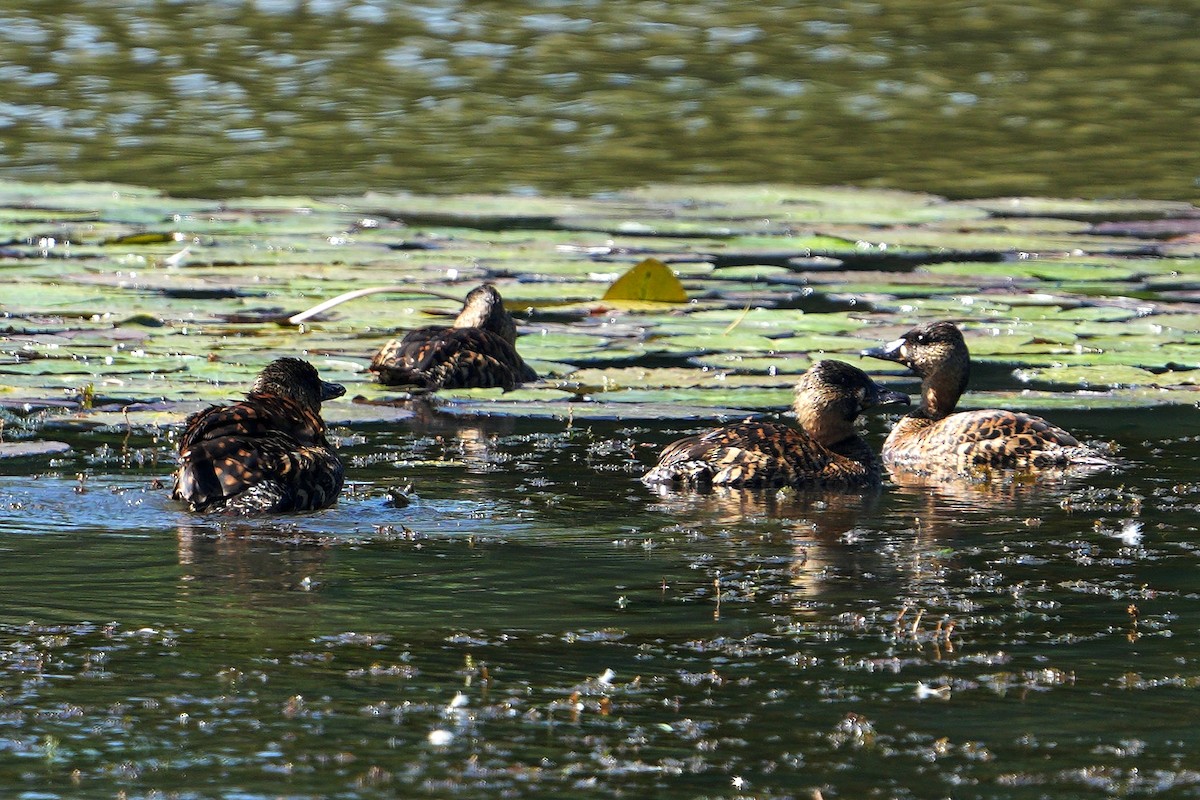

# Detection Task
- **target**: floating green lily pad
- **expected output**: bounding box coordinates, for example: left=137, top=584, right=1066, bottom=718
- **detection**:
left=920, top=260, right=1141, bottom=282
left=562, top=367, right=794, bottom=392
left=960, top=196, right=1199, bottom=221
left=1014, top=365, right=1200, bottom=388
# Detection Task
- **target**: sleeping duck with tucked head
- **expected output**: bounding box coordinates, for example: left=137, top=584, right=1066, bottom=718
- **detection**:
left=643, top=360, right=908, bottom=489
left=864, top=321, right=1112, bottom=470
left=369, top=284, right=537, bottom=391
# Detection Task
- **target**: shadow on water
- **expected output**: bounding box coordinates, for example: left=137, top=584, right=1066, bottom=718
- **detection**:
left=0, top=406, right=1199, bottom=796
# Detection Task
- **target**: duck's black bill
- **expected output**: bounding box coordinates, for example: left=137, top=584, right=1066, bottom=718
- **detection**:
left=874, top=387, right=910, bottom=407
left=862, top=342, right=904, bottom=362
left=321, top=381, right=347, bottom=401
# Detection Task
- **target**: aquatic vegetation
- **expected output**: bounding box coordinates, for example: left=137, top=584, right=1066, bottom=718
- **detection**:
left=1, top=180, right=1197, bottom=424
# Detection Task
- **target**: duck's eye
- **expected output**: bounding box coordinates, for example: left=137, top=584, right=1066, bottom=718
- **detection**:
left=914, top=334, right=926, bottom=344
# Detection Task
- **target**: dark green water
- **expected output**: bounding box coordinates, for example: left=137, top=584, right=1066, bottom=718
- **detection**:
left=0, top=0, right=1196, bottom=200
left=3, top=404, right=1200, bottom=798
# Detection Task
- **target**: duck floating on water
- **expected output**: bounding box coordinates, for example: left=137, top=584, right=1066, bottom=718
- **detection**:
left=172, top=357, right=345, bottom=514
left=864, top=321, right=1108, bottom=470
left=643, top=360, right=909, bottom=489
left=369, top=284, right=537, bottom=390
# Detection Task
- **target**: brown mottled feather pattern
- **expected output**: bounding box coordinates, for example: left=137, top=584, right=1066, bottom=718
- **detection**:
left=370, top=284, right=536, bottom=390
left=883, top=409, right=1082, bottom=468
left=172, top=364, right=344, bottom=515
left=371, top=326, right=536, bottom=390
left=643, top=420, right=874, bottom=488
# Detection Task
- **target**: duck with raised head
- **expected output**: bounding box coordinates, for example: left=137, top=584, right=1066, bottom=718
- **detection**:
left=172, top=357, right=346, bottom=514
left=642, top=360, right=909, bottom=489
left=369, top=284, right=537, bottom=390
left=864, top=320, right=1105, bottom=469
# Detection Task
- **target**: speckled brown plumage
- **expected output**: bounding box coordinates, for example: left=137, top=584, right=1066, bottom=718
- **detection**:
left=864, top=321, right=1104, bottom=469
left=172, top=357, right=345, bottom=515
left=369, top=284, right=537, bottom=390
left=642, top=360, right=908, bottom=489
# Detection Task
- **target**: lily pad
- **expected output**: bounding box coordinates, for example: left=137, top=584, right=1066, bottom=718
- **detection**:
left=960, top=196, right=1199, bottom=221
left=596, top=386, right=793, bottom=409
left=920, top=260, right=1141, bottom=282
left=1013, top=365, right=1200, bottom=388
left=601, top=258, right=689, bottom=303
left=0, top=440, right=72, bottom=459
left=688, top=353, right=817, bottom=374
left=562, top=367, right=794, bottom=392
left=957, top=387, right=1200, bottom=411
left=619, top=184, right=987, bottom=225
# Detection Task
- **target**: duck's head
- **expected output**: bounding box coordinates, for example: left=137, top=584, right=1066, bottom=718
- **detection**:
left=794, top=360, right=909, bottom=445
left=863, top=321, right=967, bottom=378
left=453, top=284, right=518, bottom=343
left=862, top=321, right=970, bottom=416
left=249, top=357, right=346, bottom=411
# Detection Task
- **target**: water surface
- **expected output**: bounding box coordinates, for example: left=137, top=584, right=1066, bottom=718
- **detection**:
left=2, top=407, right=1200, bottom=798
left=0, top=0, right=1196, bottom=199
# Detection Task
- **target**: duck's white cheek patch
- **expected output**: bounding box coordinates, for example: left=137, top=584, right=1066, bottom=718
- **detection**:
left=885, top=338, right=907, bottom=358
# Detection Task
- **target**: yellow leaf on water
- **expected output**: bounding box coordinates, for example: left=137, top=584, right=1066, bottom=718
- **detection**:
left=602, top=257, right=688, bottom=303
left=102, top=231, right=180, bottom=246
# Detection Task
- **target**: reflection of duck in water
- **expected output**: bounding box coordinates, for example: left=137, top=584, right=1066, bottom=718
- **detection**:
left=648, top=488, right=886, bottom=602
left=884, top=460, right=1097, bottom=511
left=176, top=522, right=332, bottom=595
left=864, top=321, right=1110, bottom=471
left=642, top=360, right=908, bottom=489
left=369, top=284, right=537, bottom=390
left=172, top=358, right=345, bottom=514
left=649, top=481, right=881, bottom=528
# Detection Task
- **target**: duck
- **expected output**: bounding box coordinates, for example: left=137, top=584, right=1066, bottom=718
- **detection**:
left=642, top=360, right=909, bottom=489
left=172, top=357, right=345, bottom=514
left=863, top=320, right=1105, bottom=469
left=369, top=284, right=537, bottom=390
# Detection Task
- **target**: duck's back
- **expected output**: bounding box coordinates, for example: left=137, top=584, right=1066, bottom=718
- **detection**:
left=173, top=397, right=343, bottom=514
left=883, top=408, right=1085, bottom=469
left=643, top=420, right=875, bottom=488
left=371, top=326, right=537, bottom=390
